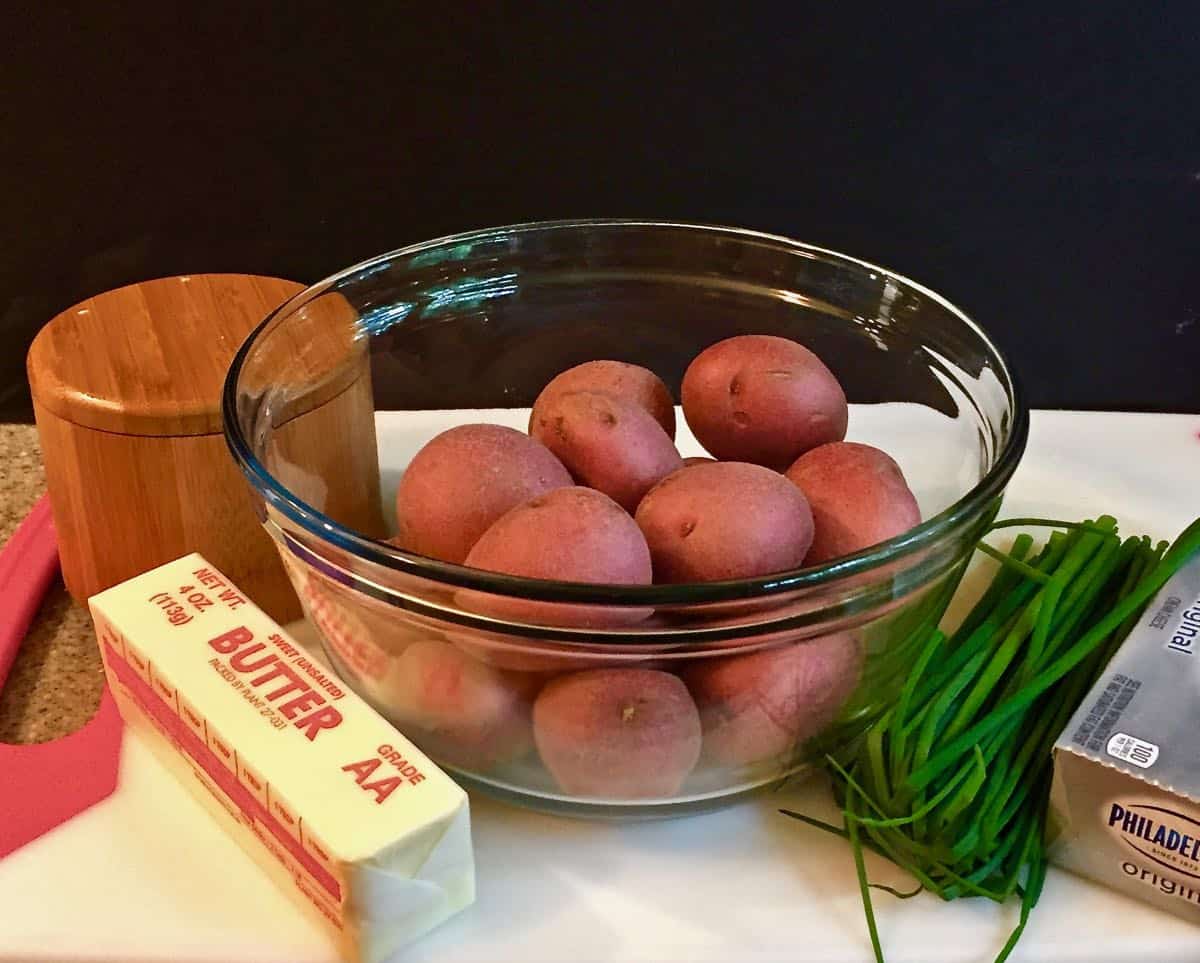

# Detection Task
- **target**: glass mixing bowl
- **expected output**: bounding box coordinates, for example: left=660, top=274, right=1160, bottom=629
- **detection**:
left=223, top=220, right=1027, bottom=818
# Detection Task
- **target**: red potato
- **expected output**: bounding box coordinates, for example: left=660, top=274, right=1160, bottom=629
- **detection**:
left=635, top=462, right=814, bottom=582
left=386, top=639, right=537, bottom=771
left=785, top=442, right=921, bottom=565
left=682, top=633, right=863, bottom=767
left=533, top=669, right=702, bottom=797
left=681, top=456, right=715, bottom=466
left=681, top=335, right=848, bottom=470
left=531, top=360, right=676, bottom=439
left=531, top=391, right=683, bottom=513
left=459, top=486, right=653, bottom=628
left=395, top=424, right=572, bottom=563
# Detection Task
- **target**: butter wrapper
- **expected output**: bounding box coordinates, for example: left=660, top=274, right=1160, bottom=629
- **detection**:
left=1050, top=550, right=1200, bottom=922
left=89, top=554, right=474, bottom=962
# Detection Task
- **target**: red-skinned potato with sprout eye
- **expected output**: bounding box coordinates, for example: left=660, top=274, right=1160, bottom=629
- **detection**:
left=531, top=391, right=683, bottom=513
left=635, top=461, right=814, bottom=583
left=681, top=335, right=847, bottom=470
left=530, top=360, right=676, bottom=439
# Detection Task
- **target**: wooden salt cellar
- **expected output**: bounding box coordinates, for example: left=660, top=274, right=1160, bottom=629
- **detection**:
left=27, top=274, right=380, bottom=624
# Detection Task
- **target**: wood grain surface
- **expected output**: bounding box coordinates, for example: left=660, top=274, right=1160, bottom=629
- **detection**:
left=27, top=275, right=305, bottom=436
left=33, top=401, right=303, bottom=622
left=26, top=274, right=385, bottom=624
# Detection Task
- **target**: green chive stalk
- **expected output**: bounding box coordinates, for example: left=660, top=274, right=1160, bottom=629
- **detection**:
left=782, top=515, right=1200, bottom=963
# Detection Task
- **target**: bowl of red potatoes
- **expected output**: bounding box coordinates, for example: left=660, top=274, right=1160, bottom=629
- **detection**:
left=225, top=220, right=1027, bottom=817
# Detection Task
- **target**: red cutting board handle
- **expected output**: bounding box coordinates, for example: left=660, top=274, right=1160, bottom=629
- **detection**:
left=0, top=493, right=124, bottom=858
left=0, top=495, right=60, bottom=689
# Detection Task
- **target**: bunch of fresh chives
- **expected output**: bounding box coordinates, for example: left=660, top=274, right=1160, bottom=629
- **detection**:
left=784, top=515, right=1200, bottom=963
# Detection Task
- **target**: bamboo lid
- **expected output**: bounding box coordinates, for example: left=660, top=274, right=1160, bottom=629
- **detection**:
left=27, top=274, right=305, bottom=436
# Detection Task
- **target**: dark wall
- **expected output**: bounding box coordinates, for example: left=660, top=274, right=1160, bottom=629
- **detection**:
left=5, top=3, right=1198, bottom=419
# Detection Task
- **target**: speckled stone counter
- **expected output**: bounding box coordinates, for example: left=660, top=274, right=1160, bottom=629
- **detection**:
left=0, top=424, right=103, bottom=744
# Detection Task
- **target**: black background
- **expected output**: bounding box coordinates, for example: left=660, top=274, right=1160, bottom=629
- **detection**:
left=4, top=3, right=1198, bottom=420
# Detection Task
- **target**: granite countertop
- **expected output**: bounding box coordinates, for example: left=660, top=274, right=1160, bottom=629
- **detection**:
left=0, top=424, right=103, bottom=744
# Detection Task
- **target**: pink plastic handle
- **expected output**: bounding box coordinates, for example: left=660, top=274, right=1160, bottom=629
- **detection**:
left=0, top=494, right=60, bottom=691
left=0, top=492, right=124, bottom=859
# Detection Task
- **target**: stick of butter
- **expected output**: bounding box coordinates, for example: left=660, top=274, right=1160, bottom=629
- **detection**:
left=89, top=553, right=474, bottom=962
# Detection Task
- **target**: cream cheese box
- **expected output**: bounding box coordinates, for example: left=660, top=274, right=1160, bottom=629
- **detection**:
left=1049, top=550, right=1200, bottom=922
left=89, top=553, right=474, bottom=962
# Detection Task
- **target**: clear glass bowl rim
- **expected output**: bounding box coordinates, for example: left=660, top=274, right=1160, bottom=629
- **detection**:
left=222, top=218, right=1029, bottom=607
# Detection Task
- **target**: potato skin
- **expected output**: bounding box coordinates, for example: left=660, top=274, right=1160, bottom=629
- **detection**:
left=459, top=486, right=653, bottom=627
left=681, top=335, right=848, bottom=469
left=387, top=639, right=537, bottom=771
left=635, top=462, right=814, bottom=582
left=530, top=391, right=683, bottom=512
left=533, top=669, right=702, bottom=797
left=531, top=360, right=676, bottom=439
left=395, top=424, right=572, bottom=563
left=681, top=633, right=862, bottom=766
left=785, top=442, right=921, bottom=565
left=681, top=456, right=715, bottom=466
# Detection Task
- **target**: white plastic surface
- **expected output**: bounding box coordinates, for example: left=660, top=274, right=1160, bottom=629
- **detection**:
left=2, top=410, right=1199, bottom=962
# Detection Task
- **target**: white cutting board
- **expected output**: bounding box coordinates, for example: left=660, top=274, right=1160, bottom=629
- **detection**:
left=2, top=410, right=1199, bottom=963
